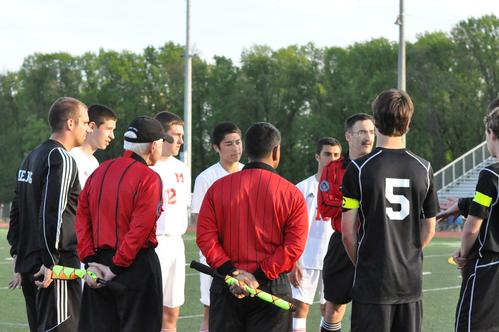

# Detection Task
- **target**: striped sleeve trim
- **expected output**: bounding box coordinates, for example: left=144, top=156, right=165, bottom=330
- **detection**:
left=343, top=196, right=360, bottom=209
left=473, top=191, right=493, bottom=208
left=43, top=148, right=74, bottom=265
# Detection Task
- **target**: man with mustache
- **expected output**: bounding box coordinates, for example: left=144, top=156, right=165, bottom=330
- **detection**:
left=318, top=113, right=375, bottom=332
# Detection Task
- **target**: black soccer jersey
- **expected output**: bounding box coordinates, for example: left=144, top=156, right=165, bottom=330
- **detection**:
left=7, top=139, right=80, bottom=272
left=467, top=163, right=499, bottom=258
left=342, top=147, right=439, bottom=304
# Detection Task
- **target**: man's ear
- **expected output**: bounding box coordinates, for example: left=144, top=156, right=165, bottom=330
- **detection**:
left=272, top=145, right=281, bottom=161
left=213, top=144, right=219, bottom=153
left=89, top=121, right=97, bottom=131
left=345, top=131, right=351, bottom=143
left=66, top=117, right=75, bottom=131
left=315, top=153, right=320, bottom=162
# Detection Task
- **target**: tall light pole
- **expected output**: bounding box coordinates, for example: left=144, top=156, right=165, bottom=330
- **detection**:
left=396, top=0, right=406, bottom=91
left=183, top=0, right=192, bottom=172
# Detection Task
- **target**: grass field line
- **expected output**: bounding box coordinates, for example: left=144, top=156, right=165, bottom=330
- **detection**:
left=425, top=254, right=453, bottom=258
left=0, top=284, right=463, bottom=327
left=0, top=321, right=28, bottom=328
left=422, top=285, right=460, bottom=293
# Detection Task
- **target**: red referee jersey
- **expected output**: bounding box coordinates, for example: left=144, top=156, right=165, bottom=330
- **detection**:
left=196, top=162, right=308, bottom=283
left=76, top=151, right=163, bottom=275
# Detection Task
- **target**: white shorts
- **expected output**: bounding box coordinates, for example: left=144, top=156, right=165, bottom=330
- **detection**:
left=199, top=252, right=213, bottom=306
left=156, top=235, right=185, bottom=307
left=290, top=268, right=325, bottom=305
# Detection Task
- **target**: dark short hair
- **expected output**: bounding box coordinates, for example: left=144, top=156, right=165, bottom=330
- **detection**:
left=315, top=137, right=341, bottom=155
left=344, top=113, right=374, bottom=132
left=372, top=89, right=414, bottom=136
left=88, top=104, right=116, bottom=126
left=488, top=97, right=499, bottom=112
left=48, top=97, right=87, bottom=133
left=212, top=122, right=242, bottom=147
left=244, top=122, right=281, bottom=160
left=154, top=111, right=184, bottom=131
left=485, top=107, right=499, bottom=137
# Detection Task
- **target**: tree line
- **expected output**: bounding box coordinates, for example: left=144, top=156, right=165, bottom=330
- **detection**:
left=0, top=15, right=497, bottom=202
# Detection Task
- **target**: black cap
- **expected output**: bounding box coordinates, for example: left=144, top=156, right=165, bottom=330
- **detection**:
left=124, top=116, right=173, bottom=143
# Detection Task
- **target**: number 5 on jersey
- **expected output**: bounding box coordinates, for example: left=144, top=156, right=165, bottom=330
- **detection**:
left=385, top=178, right=410, bottom=220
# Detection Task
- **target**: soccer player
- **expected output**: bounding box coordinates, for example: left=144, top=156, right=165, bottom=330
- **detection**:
left=341, top=89, right=439, bottom=332
left=289, top=137, right=341, bottom=332
left=436, top=97, right=499, bottom=223
left=191, top=121, right=244, bottom=332
left=150, top=111, right=190, bottom=332
left=76, top=116, right=170, bottom=332
left=7, top=97, right=91, bottom=332
left=318, top=113, right=375, bottom=332
left=453, top=106, right=499, bottom=331
left=196, top=122, right=309, bottom=332
left=70, top=104, right=117, bottom=188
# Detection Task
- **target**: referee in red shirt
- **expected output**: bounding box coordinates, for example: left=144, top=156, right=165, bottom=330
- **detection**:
left=76, top=116, right=171, bottom=332
left=196, top=122, right=309, bottom=332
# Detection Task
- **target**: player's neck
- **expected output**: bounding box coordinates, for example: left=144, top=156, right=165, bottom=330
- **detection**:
left=160, top=154, right=175, bottom=162
left=315, top=165, right=324, bottom=181
left=219, top=160, right=239, bottom=174
left=80, top=142, right=96, bottom=156
left=376, top=133, right=406, bottom=149
left=49, top=133, right=75, bottom=151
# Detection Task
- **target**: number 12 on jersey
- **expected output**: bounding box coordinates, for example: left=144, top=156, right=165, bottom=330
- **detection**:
left=385, top=178, right=410, bottom=220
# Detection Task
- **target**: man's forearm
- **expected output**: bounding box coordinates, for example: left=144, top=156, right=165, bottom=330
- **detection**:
left=420, top=217, right=436, bottom=249
left=342, top=232, right=358, bottom=265
left=460, top=215, right=483, bottom=257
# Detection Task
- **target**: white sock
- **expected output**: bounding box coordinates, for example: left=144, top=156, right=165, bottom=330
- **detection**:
left=293, top=317, right=307, bottom=331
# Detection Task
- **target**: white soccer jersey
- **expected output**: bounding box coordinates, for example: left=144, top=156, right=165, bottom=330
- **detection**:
left=70, top=147, right=99, bottom=189
left=151, top=157, right=191, bottom=235
left=191, top=162, right=244, bottom=213
left=296, top=175, right=334, bottom=270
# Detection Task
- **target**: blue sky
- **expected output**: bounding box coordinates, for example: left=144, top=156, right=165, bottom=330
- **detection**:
left=0, top=0, right=496, bottom=72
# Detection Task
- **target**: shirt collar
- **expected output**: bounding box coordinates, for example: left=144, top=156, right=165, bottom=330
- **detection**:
left=242, top=161, right=277, bottom=173
left=123, top=150, right=148, bottom=166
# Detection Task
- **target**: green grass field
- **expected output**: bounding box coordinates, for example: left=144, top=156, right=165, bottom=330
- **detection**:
left=0, top=229, right=462, bottom=331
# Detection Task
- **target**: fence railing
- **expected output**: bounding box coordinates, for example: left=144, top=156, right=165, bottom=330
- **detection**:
left=434, top=141, right=488, bottom=192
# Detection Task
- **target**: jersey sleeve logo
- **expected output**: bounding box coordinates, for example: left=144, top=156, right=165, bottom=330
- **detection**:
left=473, top=191, right=492, bottom=207
left=319, top=180, right=330, bottom=193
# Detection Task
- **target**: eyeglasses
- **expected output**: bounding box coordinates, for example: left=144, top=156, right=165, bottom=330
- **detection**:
left=352, top=130, right=375, bottom=136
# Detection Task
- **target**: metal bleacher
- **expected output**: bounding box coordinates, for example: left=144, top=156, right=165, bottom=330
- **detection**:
left=435, top=141, right=496, bottom=201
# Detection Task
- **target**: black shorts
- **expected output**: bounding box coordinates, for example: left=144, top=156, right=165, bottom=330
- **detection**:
left=351, top=301, right=422, bottom=332
left=209, top=274, right=292, bottom=332
left=79, top=248, right=162, bottom=332
left=455, top=256, right=499, bottom=332
left=322, top=231, right=355, bottom=304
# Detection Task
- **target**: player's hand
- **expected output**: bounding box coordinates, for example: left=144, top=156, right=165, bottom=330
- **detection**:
left=34, top=265, right=53, bottom=288
left=88, top=262, right=116, bottom=282
left=436, top=198, right=459, bottom=222
left=8, top=272, right=22, bottom=289
left=83, top=265, right=104, bottom=288
left=288, top=263, right=302, bottom=288
left=8, top=256, right=22, bottom=289
left=230, top=270, right=259, bottom=299
left=452, top=249, right=467, bottom=270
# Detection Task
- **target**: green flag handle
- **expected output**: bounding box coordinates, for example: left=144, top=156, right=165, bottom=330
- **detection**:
left=190, top=260, right=296, bottom=312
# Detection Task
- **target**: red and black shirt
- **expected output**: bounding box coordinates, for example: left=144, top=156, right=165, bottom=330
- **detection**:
left=76, top=150, right=163, bottom=275
left=196, top=161, right=308, bottom=284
